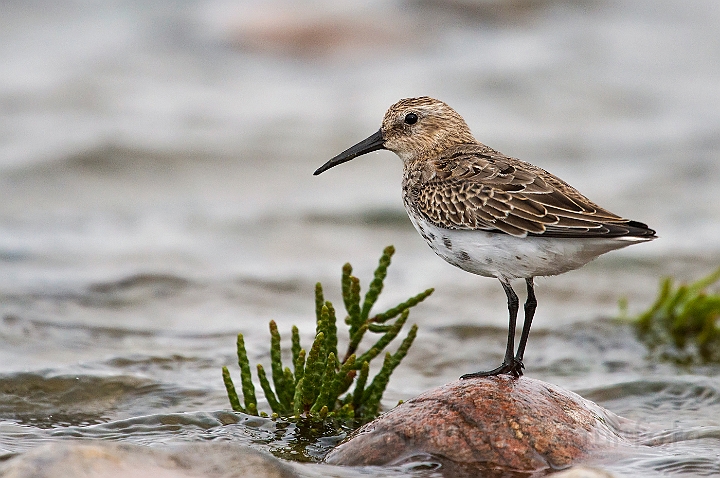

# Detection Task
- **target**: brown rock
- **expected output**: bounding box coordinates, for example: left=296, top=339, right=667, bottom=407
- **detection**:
left=325, top=376, right=626, bottom=477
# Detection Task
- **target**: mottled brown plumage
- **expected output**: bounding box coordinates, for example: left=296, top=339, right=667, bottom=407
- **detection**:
left=378, top=97, right=653, bottom=239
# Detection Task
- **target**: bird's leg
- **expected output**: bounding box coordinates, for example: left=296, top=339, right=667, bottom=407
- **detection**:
left=514, top=278, right=537, bottom=370
left=461, top=280, right=522, bottom=379
left=499, top=280, right=519, bottom=369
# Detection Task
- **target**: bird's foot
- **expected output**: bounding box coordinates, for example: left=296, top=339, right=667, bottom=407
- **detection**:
left=460, top=358, right=524, bottom=379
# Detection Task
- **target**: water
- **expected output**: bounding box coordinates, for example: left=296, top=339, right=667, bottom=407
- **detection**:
left=1, top=0, right=720, bottom=476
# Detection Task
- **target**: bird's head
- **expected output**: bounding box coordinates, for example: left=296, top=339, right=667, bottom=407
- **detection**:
left=313, top=96, right=476, bottom=175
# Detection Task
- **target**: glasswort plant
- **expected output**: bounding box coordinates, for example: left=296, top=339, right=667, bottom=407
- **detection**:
left=222, top=246, right=433, bottom=424
left=621, top=266, right=720, bottom=364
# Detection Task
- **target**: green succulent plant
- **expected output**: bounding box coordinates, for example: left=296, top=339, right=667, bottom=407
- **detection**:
left=222, top=246, right=433, bottom=424
left=620, top=266, right=720, bottom=364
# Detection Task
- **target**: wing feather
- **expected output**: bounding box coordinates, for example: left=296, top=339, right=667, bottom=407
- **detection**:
left=406, top=145, right=655, bottom=238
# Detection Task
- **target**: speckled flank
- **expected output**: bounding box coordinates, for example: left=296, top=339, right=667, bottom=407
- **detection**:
left=406, top=209, right=649, bottom=280
left=457, top=251, right=471, bottom=262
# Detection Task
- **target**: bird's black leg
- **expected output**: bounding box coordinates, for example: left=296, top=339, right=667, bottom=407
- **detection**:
left=461, top=279, right=522, bottom=379
left=514, top=278, right=537, bottom=371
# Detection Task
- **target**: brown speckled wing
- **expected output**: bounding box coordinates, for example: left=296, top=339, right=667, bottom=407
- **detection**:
left=407, top=146, right=654, bottom=238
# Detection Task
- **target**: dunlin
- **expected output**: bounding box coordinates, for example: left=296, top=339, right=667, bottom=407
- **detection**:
left=314, top=97, right=656, bottom=378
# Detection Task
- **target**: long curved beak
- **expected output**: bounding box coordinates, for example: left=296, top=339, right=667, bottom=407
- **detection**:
left=313, top=129, right=385, bottom=175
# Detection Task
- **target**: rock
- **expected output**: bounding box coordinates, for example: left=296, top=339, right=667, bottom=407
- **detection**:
left=325, top=376, right=626, bottom=476
left=553, top=466, right=616, bottom=478
left=0, top=441, right=299, bottom=478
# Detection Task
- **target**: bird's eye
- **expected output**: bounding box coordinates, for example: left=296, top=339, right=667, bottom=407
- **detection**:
left=404, top=113, right=418, bottom=125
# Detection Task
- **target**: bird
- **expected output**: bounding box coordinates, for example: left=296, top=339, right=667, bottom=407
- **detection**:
left=313, top=96, right=656, bottom=379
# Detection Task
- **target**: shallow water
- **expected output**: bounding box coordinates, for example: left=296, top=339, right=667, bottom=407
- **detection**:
left=1, top=0, right=720, bottom=476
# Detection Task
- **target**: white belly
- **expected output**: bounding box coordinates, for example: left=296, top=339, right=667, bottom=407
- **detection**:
left=407, top=213, right=648, bottom=280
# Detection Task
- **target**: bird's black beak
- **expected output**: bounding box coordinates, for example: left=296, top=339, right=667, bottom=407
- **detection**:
left=313, top=129, right=385, bottom=175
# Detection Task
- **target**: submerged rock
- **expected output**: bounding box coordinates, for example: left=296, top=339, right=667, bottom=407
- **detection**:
left=325, top=376, right=626, bottom=476
left=0, top=441, right=299, bottom=478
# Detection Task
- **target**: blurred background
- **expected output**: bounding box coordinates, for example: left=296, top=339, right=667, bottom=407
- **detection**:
left=1, top=0, right=719, bottom=475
